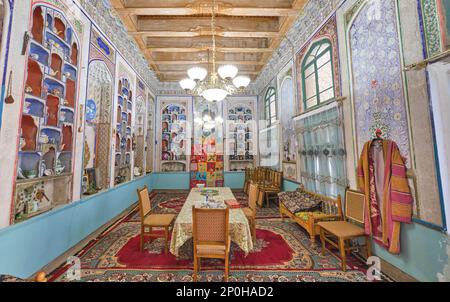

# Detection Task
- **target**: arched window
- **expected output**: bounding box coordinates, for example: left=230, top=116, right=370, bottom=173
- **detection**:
left=264, top=87, right=277, bottom=127
left=301, top=39, right=335, bottom=110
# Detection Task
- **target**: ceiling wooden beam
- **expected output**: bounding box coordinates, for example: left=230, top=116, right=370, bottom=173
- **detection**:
left=116, top=7, right=300, bottom=17
left=147, top=47, right=273, bottom=53
left=129, top=30, right=279, bottom=38
left=154, top=60, right=264, bottom=65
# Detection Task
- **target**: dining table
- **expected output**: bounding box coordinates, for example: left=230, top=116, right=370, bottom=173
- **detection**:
left=169, top=187, right=254, bottom=257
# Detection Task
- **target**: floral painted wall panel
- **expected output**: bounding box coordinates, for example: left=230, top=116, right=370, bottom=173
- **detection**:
left=82, top=27, right=115, bottom=195
left=296, top=16, right=341, bottom=113
left=348, top=0, right=412, bottom=167
left=438, top=0, right=450, bottom=49
left=133, top=80, right=146, bottom=177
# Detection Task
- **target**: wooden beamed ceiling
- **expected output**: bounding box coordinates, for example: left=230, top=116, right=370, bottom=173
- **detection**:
left=111, top=0, right=308, bottom=82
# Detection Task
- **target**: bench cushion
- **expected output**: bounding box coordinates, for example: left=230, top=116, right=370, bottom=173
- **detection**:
left=278, top=190, right=322, bottom=214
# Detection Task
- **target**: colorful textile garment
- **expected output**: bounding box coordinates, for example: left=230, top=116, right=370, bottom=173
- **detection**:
left=357, top=139, right=413, bottom=254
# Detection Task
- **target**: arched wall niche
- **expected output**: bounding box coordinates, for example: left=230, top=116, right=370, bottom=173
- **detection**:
left=82, top=60, right=113, bottom=196
left=13, top=4, right=82, bottom=224
left=133, top=94, right=146, bottom=177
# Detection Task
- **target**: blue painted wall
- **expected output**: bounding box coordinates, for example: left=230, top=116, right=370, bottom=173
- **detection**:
left=151, top=171, right=245, bottom=190
left=0, top=175, right=152, bottom=279
left=281, top=178, right=449, bottom=281
left=151, top=172, right=190, bottom=190
left=224, top=171, right=245, bottom=189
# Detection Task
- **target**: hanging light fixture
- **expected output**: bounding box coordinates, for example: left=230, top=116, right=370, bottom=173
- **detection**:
left=179, top=0, right=251, bottom=102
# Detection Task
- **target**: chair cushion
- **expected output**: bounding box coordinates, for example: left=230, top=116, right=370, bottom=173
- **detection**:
left=143, top=213, right=176, bottom=226
left=317, top=221, right=365, bottom=238
left=242, top=207, right=254, bottom=218
left=197, top=244, right=226, bottom=256
left=278, top=190, right=322, bottom=214
left=295, top=211, right=331, bottom=221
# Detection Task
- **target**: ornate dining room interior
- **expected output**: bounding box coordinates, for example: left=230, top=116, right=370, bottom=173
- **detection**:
left=0, top=0, right=450, bottom=283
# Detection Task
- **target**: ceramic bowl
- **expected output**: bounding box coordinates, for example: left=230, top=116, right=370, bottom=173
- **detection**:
left=24, top=170, right=37, bottom=179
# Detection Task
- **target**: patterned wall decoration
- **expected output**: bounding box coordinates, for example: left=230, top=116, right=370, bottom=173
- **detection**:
left=278, top=68, right=297, bottom=180
left=114, top=66, right=134, bottom=185
left=133, top=86, right=146, bottom=177
left=190, top=99, right=224, bottom=188
left=437, top=0, right=450, bottom=49
left=346, top=0, right=412, bottom=167
left=13, top=1, right=83, bottom=222
left=296, top=16, right=341, bottom=113
left=421, top=0, right=444, bottom=56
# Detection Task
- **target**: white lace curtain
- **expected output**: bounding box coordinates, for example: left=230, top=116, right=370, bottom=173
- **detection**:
left=295, top=102, right=347, bottom=198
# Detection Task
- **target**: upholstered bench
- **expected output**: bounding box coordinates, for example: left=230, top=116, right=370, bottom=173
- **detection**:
left=278, top=185, right=343, bottom=241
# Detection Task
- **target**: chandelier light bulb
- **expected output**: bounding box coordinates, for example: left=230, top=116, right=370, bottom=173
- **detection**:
left=202, top=114, right=211, bottom=122
left=218, top=65, right=239, bottom=80
left=232, top=75, right=251, bottom=88
left=179, top=78, right=196, bottom=91
left=201, top=88, right=228, bottom=102
left=187, top=67, right=207, bottom=81
left=215, top=116, right=224, bottom=124
left=204, top=121, right=216, bottom=130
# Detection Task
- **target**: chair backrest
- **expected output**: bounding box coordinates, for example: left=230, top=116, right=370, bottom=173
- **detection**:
left=345, top=189, right=365, bottom=224
left=274, top=171, right=282, bottom=188
left=192, top=206, right=229, bottom=244
left=248, top=183, right=258, bottom=215
left=137, top=186, right=152, bottom=220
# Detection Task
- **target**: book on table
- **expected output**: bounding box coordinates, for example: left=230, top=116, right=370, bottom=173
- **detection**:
left=225, top=199, right=240, bottom=209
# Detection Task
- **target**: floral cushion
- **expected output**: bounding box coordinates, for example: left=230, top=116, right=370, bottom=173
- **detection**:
left=295, top=211, right=330, bottom=221
left=278, top=189, right=322, bottom=214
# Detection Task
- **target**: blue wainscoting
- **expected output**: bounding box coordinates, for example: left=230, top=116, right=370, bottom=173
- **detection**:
left=0, top=175, right=152, bottom=279
left=151, top=172, right=190, bottom=190
left=224, top=171, right=245, bottom=189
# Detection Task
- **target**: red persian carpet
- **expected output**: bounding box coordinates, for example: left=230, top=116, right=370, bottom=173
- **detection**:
left=48, top=191, right=391, bottom=282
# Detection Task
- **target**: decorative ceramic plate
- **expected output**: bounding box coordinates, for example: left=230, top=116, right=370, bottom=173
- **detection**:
left=85, top=99, right=97, bottom=121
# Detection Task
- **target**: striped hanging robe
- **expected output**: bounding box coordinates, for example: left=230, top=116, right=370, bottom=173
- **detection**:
left=357, top=139, right=413, bottom=254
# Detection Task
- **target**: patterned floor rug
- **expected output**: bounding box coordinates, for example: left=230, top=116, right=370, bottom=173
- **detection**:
left=48, top=191, right=389, bottom=282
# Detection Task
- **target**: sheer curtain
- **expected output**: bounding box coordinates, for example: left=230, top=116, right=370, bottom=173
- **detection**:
left=295, top=102, right=347, bottom=198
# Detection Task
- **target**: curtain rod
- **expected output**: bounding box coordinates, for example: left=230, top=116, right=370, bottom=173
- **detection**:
left=403, top=49, right=450, bottom=71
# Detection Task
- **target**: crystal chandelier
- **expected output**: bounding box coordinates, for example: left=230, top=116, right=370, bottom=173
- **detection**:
left=179, top=0, right=251, bottom=102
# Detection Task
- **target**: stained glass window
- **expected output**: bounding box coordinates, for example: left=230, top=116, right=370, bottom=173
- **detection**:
left=302, top=39, right=335, bottom=110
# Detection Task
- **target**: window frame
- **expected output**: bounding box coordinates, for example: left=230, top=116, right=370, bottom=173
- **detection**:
left=301, top=39, right=335, bottom=111
left=264, top=86, right=277, bottom=127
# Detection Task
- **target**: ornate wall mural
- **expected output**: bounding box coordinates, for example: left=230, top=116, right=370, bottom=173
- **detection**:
left=278, top=68, right=298, bottom=180
left=346, top=0, right=412, bottom=168
left=190, top=99, right=224, bottom=188
left=14, top=2, right=83, bottom=223
left=133, top=82, right=146, bottom=178
left=145, top=93, right=154, bottom=173
left=114, top=65, right=135, bottom=185
left=83, top=61, right=113, bottom=195
left=159, top=99, right=189, bottom=172
left=421, top=0, right=444, bottom=56
left=437, top=0, right=450, bottom=49
left=296, top=16, right=341, bottom=113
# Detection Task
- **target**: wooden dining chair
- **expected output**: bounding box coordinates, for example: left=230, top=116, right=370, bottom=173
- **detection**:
left=317, top=189, right=372, bottom=271
left=137, top=186, right=176, bottom=254
left=192, top=206, right=230, bottom=282
left=242, top=183, right=258, bottom=242
left=257, top=171, right=283, bottom=207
